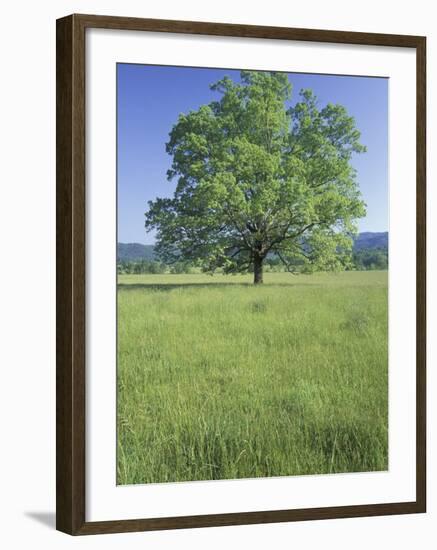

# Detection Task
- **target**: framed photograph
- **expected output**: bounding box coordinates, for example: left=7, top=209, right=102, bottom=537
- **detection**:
left=56, top=14, right=426, bottom=535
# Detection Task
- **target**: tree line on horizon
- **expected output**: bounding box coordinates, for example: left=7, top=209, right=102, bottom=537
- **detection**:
left=117, top=246, right=388, bottom=275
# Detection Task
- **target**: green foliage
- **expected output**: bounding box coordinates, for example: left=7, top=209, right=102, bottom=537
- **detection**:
left=353, top=247, right=388, bottom=270
left=117, top=271, right=388, bottom=483
left=145, top=71, right=367, bottom=282
left=169, top=261, right=195, bottom=274
left=117, top=260, right=167, bottom=275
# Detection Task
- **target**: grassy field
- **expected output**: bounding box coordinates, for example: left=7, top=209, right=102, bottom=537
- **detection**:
left=117, top=271, right=388, bottom=485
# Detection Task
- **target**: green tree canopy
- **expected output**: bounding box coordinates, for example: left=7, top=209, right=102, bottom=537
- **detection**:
left=145, top=71, right=366, bottom=283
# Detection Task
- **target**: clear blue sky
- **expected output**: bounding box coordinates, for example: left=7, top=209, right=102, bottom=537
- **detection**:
left=117, top=64, right=388, bottom=245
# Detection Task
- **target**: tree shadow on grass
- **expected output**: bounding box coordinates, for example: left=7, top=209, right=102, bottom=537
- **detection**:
left=118, top=282, right=250, bottom=292
left=117, top=282, right=299, bottom=292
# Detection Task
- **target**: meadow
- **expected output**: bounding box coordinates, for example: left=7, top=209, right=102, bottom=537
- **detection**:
left=117, top=271, right=388, bottom=485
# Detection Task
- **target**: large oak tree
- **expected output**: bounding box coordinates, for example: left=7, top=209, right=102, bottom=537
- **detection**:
left=145, top=71, right=366, bottom=284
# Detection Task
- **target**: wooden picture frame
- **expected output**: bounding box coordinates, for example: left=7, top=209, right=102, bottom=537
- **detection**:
left=56, top=13, right=426, bottom=535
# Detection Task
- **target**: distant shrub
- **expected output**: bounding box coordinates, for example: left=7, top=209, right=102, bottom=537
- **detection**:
left=117, top=260, right=166, bottom=274
left=251, top=301, right=267, bottom=314
left=341, top=310, right=370, bottom=333
left=170, top=262, right=194, bottom=274
left=353, top=247, right=388, bottom=270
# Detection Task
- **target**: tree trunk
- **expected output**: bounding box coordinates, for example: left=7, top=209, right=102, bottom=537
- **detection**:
left=253, top=255, right=264, bottom=284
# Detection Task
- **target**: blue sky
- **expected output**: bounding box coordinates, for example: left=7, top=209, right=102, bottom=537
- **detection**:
left=117, top=64, right=388, bottom=245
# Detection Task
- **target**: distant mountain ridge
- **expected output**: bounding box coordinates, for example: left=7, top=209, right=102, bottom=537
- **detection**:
left=117, top=242, right=155, bottom=262
left=118, top=232, right=388, bottom=262
left=353, top=232, right=388, bottom=251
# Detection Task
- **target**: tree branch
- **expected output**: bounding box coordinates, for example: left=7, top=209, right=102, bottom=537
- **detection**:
left=275, top=250, right=298, bottom=274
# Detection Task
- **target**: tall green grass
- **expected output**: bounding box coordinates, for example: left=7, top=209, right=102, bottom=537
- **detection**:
left=117, top=271, right=388, bottom=484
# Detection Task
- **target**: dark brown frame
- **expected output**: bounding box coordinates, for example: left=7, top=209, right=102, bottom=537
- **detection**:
left=56, top=13, right=426, bottom=535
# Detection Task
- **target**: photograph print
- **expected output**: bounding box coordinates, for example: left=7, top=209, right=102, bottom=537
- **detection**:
left=116, top=64, right=388, bottom=485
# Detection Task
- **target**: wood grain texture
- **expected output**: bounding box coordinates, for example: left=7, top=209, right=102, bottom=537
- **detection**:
left=74, top=13, right=423, bottom=47
left=415, top=36, right=427, bottom=513
left=56, top=15, right=73, bottom=534
left=56, top=14, right=86, bottom=535
left=56, top=13, right=426, bottom=535
left=77, top=501, right=420, bottom=535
